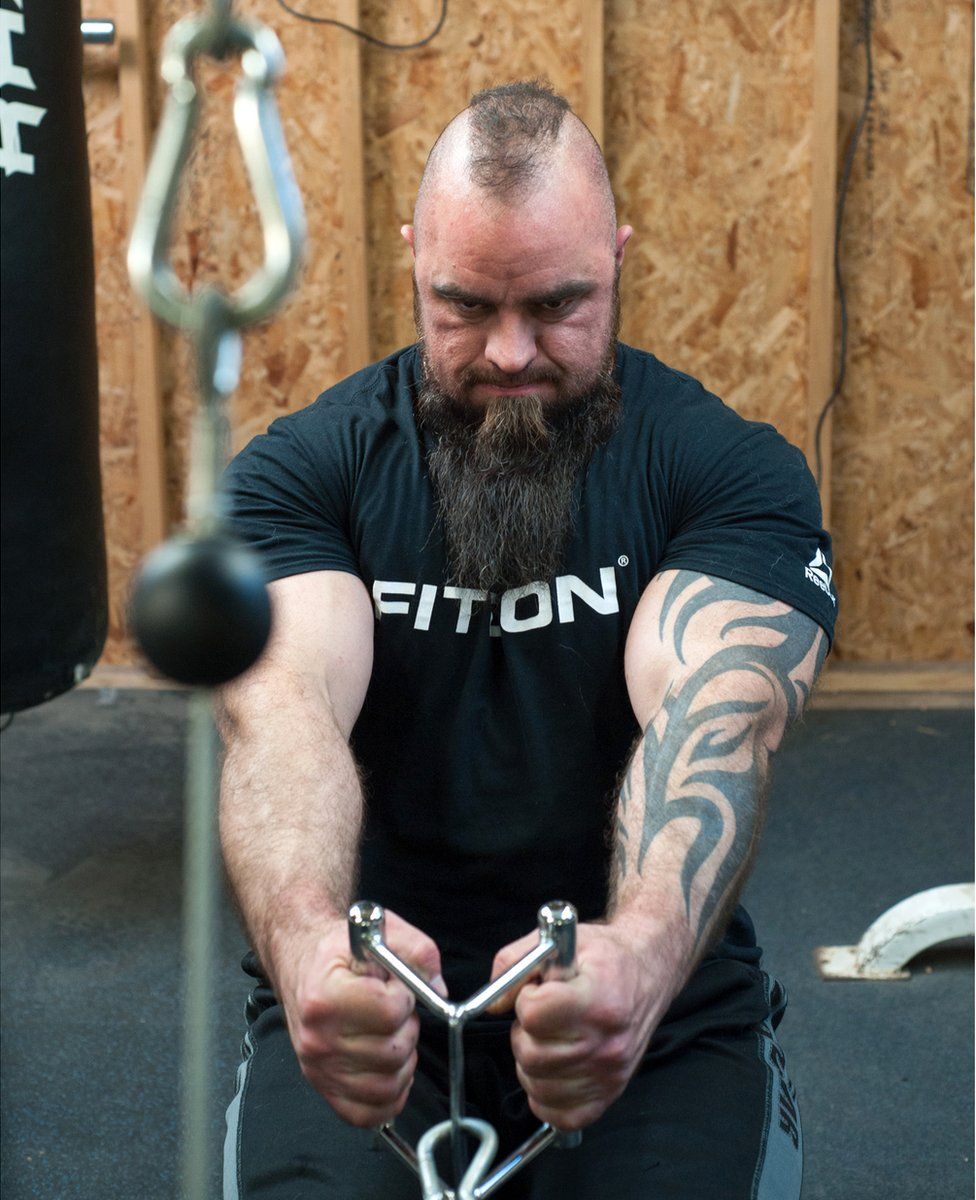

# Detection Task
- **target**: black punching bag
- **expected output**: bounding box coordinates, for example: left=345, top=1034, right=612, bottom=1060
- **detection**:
left=1, top=1, right=108, bottom=713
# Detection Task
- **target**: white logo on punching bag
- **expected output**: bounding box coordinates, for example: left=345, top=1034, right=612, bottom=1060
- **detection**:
left=0, top=2, right=47, bottom=178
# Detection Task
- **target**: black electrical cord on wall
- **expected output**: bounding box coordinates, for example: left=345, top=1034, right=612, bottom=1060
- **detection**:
left=814, top=0, right=875, bottom=489
left=274, top=0, right=447, bottom=50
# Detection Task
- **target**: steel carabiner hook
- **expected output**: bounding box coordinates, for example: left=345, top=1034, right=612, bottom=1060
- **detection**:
left=127, top=7, right=306, bottom=343
left=417, top=1118, right=499, bottom=1200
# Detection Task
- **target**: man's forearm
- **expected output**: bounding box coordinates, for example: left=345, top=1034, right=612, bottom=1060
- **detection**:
left=217, top=682, right=364, bottom=987
left=609, top=574, right=828, bottom=1000
left=608, top=700, right=770, bottom=994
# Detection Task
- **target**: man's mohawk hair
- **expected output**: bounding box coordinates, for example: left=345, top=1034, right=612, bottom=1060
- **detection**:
left=466, top=80, right=571, bottom=194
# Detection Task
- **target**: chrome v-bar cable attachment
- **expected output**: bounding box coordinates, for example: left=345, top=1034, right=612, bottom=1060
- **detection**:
left=349, top=901, right=582, bottom=1200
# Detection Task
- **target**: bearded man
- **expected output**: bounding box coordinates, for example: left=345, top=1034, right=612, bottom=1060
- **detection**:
left=217, top=81, right=836, bottom=1199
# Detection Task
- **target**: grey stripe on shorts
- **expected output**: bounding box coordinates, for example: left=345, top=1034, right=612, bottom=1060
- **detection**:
left=224, top=1029, right=255, bottom=1200
left=751, top=974, right=803, bottom=1200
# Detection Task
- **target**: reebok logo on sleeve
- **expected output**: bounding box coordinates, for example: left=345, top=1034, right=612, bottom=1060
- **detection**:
left=805, top=549, right=836, bottom=606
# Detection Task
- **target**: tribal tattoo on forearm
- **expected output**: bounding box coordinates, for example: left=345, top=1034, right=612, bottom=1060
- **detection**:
left=612, top=571, right=827, bottom=957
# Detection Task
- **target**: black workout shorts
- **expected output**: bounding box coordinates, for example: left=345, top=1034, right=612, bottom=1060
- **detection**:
left=223, top=955, right=802, bottom=1199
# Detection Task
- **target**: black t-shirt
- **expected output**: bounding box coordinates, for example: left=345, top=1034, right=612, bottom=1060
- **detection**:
left=223, top=342, right=837, bottom=1000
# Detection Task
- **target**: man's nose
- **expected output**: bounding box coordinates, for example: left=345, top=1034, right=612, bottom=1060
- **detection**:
left=484, top=314, right=536, bottom=376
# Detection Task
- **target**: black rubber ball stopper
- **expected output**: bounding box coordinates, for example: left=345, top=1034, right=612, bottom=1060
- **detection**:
left=130, top=533, right=272, bottom=687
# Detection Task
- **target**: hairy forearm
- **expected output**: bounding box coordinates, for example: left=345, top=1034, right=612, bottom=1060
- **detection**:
left=217, top=680, right=363, bottom=986
left=608, top=693, right=771, bottom=989
left=609, top=572, right=828, bottom=996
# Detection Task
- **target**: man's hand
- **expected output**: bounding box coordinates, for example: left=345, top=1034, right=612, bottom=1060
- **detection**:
left=274, top=910, right=446, bottom=1128
left=488, top=921, right=678, bottom=1132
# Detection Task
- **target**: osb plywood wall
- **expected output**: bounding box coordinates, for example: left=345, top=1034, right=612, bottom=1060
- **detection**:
left=607, top=1, right=816, bottom=451
left=830, top=0, right=974, bottom=660
left=79, top=26, right=144, bottom=658
left=80, top=0, right=973, bottom=666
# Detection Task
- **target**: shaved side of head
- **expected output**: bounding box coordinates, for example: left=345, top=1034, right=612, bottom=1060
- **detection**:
left=413, top=80, right=617, bottom=249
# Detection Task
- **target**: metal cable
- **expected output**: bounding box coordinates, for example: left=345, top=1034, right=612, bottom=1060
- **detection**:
left=127, top=4, right=306, bottom=1196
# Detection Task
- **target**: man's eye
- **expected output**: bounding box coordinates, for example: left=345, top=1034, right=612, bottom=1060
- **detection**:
left=454, top=300, right=487, bottom=315
left=540, top=297, right=575, bottom=314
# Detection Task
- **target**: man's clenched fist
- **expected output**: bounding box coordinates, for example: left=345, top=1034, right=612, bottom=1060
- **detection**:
left=275, top=910, right=446, bottom=1127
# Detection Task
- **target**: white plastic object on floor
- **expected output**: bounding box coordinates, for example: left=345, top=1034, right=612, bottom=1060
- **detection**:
left=815, top=883, right=975, bottom=980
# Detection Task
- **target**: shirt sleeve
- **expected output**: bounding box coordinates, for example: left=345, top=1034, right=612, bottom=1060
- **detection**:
left=655, top=390, right=838, bottom=645
left=220, top=411, right=362, bottom=583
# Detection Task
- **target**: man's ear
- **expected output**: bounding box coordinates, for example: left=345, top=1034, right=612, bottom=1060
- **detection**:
left=615, top=225, right=633, bottom=268
left=401, top=224, right=415, bottom=254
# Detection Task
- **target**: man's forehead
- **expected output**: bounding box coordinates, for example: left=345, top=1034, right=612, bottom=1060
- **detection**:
left=427, top=159, right=597, bottom=222
left=418, top=184, right=610, bottom=277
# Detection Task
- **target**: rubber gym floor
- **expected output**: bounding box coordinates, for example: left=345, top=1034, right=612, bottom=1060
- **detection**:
left=1, top=690, right=972, bottom=1199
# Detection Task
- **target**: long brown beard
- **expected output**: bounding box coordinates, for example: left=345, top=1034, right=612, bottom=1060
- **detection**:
left=416, top=346, right=621, bottom=594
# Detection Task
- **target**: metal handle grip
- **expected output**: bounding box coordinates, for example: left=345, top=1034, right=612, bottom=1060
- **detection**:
left=347, top=900, right=578, bottom=1019
left=347, top=899, right=385, bottom=966
left=538, top=901, right=577, bottom=980
left=459, top=901, right=578, bottom=1021
left=347, top=901, right=453, bottom=1020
